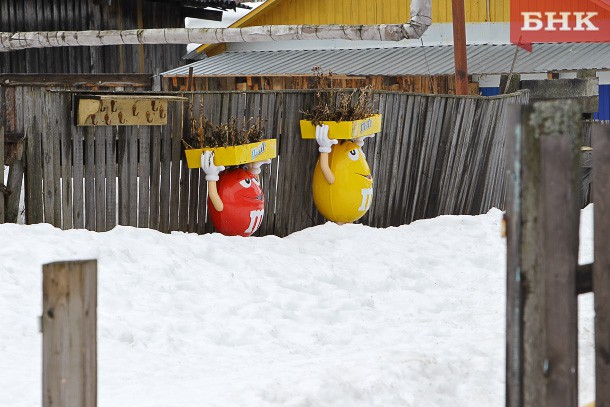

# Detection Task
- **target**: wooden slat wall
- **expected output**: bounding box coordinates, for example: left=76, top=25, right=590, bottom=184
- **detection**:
left=164, top=75, right=480, bottom=96
left=13, top=87, right=530, bottom=236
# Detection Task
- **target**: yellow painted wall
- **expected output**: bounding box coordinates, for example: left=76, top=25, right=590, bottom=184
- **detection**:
left=247, top=0, right=510, bottom=26
left=200, top=0, right=510, bottom=56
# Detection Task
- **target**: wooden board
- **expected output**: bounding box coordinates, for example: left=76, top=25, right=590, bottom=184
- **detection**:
left=42, top=260, right=97, bottom=407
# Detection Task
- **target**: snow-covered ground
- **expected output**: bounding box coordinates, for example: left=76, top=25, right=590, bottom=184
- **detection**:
left=0, top=206, right=595, bottom=406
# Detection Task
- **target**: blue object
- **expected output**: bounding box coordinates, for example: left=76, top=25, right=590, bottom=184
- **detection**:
left=479, top=87, right=501, bottom=97
left=595, top=84, right=610, bottom=120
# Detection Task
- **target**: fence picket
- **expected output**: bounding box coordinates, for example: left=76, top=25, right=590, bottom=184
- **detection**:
left=84, top=127, right=95, bottom=230
left=138, top=126, right=151, bottom=229
left=73, top=126, right=84, bottom=229
left=94, top=127, right=106, bottom=231
left=105, top=127, right=117, bottom=230
left=592, top=123, right=610, bottom=406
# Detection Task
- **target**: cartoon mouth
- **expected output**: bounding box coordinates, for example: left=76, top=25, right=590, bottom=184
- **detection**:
left=356, top=173, right=372, bottom=180
left=245, top=194, right=264, bottom=201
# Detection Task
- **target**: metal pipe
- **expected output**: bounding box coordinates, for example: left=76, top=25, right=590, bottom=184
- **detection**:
left=451, top=0, right=469, bottom=95
left=402, top=0, right=433, bottom=39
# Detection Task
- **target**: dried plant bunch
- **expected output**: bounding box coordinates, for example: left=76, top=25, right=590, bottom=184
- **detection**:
left=302, top=66, right=375, bottom=126
left=183, top=116, right=267, bottom=149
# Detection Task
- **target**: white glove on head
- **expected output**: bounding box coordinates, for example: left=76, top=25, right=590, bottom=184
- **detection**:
left=315, top=124, right=338, bottom=153
left=201, top=151, right=225, bottom=182
left=352, top=133, right=376, bottom=147
left=247, top=159, right=271, bottom=175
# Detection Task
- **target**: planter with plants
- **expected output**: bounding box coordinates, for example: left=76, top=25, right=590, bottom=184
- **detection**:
left=183, top=117, right=276, bottom=237
left=183, top=117, right=276, bottom=169
left=299, top=67, right=382, bottom=140
left=301, top=67, right=382, bottom=224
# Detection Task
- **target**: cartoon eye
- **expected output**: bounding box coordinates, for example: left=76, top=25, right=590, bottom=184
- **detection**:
left=252, top=177, right=260, bottom=186
left=347, top=149, right=360, bottom=161
left=239, top=178, right=252, bottom=188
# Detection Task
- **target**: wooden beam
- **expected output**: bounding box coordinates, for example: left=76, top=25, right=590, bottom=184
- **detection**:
left=537, top=99, right=581, bottom=407
left=0, top=74, right=152, bottom=87
left=506, top=100, right=582, bottom=407
left=451, top=0, right=468, bottom=95
left=43, top=260, right=97, bottom=407
left=505, top=105, right=524, bottom=407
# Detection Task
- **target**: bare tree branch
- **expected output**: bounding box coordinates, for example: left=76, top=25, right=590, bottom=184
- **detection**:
left=0, top=0, right=432, bottom=52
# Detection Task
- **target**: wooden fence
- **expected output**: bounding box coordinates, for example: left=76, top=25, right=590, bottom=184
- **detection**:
left=3, top=87, right=529, bottom=236
left=505, top=100, right=609, bottom=407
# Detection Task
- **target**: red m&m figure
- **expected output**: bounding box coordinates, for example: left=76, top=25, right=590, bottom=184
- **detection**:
left=202, top=151, right=269, bottom=237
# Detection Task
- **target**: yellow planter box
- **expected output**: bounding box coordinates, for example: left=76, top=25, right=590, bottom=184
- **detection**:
left=184, top=139, right=277, bottom=169
left=300, top=114, right=382, bottom=140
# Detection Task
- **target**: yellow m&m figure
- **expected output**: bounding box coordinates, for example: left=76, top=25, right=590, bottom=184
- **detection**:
left=312, top=124, right=374, bottom=223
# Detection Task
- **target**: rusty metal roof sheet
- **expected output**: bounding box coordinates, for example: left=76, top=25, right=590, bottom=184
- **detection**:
left=165, top=42, right=610, bottom=76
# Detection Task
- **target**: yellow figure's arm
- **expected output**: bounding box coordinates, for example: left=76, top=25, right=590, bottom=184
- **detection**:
left=319, top=152, right=335, bottom=184
left=315, top=124, right=337, bottom=185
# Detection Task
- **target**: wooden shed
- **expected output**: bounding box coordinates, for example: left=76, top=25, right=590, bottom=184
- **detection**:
left=0, top=0, right=251, bottom=74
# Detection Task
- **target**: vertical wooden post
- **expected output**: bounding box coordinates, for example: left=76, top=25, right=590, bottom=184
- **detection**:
left=592, top=123, right=610, bottom=406
left=505, top=100, right=581, bottom=407
left=505, top=105, right=524, bottom=407
left=43, top=260, right=97, bottom=407
left=536, top=100, right=581, bottom=407
left=451, top=0, right=469, bottom=95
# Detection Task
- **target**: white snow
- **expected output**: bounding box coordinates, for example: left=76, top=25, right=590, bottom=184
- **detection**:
left=0, top=206, right=595, bottom=406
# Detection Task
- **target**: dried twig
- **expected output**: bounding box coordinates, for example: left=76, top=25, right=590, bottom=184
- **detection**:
left=302, top=67, right=375, bottom=125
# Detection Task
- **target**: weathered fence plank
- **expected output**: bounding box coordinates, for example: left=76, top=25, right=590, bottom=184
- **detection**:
left=105, top=127, right=117, bottom=231
left=42, top=260, right=97, bottom=407
left=117, top=127, right=129, bottom=227
left=25, top=87, right=44, bottom=224
left=73, top=126, right=84, bottom=228
left=505, top=100, right=582, bottom=407
left=61, top=95, right=74, bottom=230
left=128, top=127, right=138, bottom=228
left=170, top=105, right=183, bottom=232
left=84, top=127, right=95, bottom=230
left=50, top=93, right=62, bottom=227
left=41, top=91, right=57, bottom=226
left=505, top=104, right=524, bottom=407
left=537, top=101, right=581, bottom=407
left=592, top=123, right=610, bottom=406
left=158, top=112, right=172, bottom=233
left=94, top=127, right=106, bottom=232
left=149, top=126, right=161, bottom=230
left=138, top=126, right=151, bottom=229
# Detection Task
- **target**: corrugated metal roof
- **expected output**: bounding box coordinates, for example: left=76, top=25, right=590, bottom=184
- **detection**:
left=163, top=43, right=610, bottom=76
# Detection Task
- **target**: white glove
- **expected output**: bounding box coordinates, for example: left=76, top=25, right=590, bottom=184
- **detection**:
left=315, top=124, right=338, bottom=153
left=247, top=159, right=271, bottom=175
left=201, top=151, right=225, bottom=181
left=353, top=134, right=376, bottom=147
